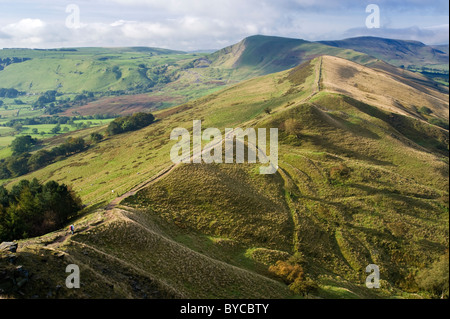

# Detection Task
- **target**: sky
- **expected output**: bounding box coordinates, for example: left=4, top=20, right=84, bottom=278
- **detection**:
left=0, top=0, right=448, bottom=51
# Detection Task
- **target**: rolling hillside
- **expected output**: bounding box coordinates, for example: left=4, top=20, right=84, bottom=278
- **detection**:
left=1, top=54, right=448, bottom=299
left=1, top=35, right=447, bottom=120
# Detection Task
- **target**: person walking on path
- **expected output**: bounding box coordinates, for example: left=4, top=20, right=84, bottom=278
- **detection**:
left=69, top=225, right=75, bottom=235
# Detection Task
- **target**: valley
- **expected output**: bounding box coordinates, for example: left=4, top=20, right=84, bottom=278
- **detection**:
left=0, top=35, right=448, bottom=300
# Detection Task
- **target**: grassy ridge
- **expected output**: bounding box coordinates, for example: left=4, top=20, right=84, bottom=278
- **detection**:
left=2, top=56, right=448, bottom=298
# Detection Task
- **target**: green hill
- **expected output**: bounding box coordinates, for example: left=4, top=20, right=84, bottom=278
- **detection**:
left=1, top=55, right=448, bottom=299
left=208, top=35, right=376, bottom=77
left=0, top=47, right=190, bottom=94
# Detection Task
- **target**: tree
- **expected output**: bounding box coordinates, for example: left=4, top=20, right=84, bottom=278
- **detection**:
left=10, top=135, right=37, bottom=156
left=6, top=153, right=31, bottom=177
left=27, top=150, right=53, bottom=171
left=50, top=124, right=61, bottom=134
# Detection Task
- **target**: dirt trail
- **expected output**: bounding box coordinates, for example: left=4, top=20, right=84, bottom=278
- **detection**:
left=105, top=163, right=178, bottom=210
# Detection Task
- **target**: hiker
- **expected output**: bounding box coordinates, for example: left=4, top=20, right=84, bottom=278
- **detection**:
left=69, top=225, right=75, bottom=235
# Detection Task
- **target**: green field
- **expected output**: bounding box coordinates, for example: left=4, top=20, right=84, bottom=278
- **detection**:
left=0, top=118, right=114, bottom=160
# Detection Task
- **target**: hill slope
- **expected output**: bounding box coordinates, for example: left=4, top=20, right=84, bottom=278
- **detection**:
left=319, top=36, right=449, bottom=71
left=208, top=35, right=376, bottom=77
left=1, top=55, right=448, bottom=299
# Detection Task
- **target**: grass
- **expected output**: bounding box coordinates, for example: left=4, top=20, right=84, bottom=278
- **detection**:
left=1, top=55, right=448, bottom=299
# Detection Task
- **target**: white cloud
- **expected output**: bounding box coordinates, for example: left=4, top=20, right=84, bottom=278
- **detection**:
left=0, top=1, right=448, bottom=49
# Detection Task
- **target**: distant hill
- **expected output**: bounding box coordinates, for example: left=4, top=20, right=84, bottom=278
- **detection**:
left=431, top=44, right=449, bottom=55
left=0, top=47, right=189, bottom=94
left=319, top=36, right=449, bottom=71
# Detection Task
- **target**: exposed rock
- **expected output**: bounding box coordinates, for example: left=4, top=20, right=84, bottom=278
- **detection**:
left=0, top=242, right=18, bottom=253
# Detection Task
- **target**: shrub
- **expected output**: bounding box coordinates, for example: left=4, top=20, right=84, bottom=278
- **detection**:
left=329, top=163, right=351, bottom=181
left=268, top=259, right=318, bottom=296
left=418, top=106, right=432, bottom=115
left=90, top=132, right=103, bottom=143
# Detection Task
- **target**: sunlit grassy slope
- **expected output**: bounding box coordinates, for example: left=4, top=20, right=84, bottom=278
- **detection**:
left=2, top=55, right=448, bottom=299
left=0, top=47, right=191, bottom=94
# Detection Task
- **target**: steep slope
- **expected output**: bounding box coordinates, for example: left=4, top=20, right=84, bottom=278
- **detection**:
left=208, top=35, right=376, bottom=77
left=1, top=55, right=448, bottom=299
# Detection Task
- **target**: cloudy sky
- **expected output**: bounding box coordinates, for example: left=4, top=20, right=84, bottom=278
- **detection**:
left=0, top=0, right=448, bottom=51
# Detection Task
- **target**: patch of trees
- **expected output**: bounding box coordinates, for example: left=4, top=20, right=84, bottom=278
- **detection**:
left=0, top=57, right=31, bottom=71
left=35, top=90, right=57, bottom=106
left=106, top=112, right=155, bottom=136
left=0, top=137, right=86, bottom=179
left=137, top=64, right=180, bottom=88
left=3, top=114, right=114, bottom=128
left=31, top=90, right=96, bottom=114
left=0, top=88, right=21, bottom=99
left=0, top=178, right=82, bottom=241
left=112, top=66, right=122, bottom=80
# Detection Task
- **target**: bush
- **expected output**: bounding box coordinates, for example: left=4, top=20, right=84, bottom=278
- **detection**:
left=268, top=259, right=318, bottom=296
left=418, top=106, right=432, bottom=115
left=329, top=163, right=351, bottom=181
left=289, top=277, right=319, bottom=296
left=90, top=132, right=103, bottom=143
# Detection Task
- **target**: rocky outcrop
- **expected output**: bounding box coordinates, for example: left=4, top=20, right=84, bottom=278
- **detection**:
left=0, top=242, right=18, bottom=253
left=0, top=241, right=30, bottom=295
